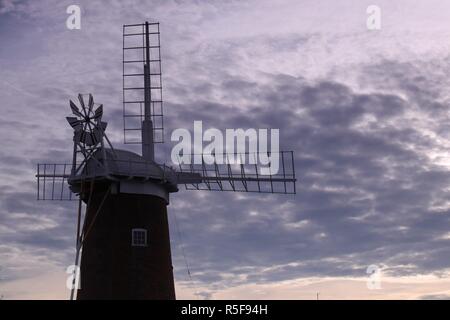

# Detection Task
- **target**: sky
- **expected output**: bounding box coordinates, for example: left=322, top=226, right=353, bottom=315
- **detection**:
left=1, top=0, right=450, bottom=299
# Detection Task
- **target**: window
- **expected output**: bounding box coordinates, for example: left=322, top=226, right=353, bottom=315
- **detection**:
left=132, top=228, right=147, bottom=247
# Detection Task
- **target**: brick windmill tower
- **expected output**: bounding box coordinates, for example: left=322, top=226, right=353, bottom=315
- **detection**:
left=36, top=22, right=296, bottom=300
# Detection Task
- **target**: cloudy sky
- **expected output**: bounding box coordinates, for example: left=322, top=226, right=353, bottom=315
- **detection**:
left=2, top=0, right=450, bottom=300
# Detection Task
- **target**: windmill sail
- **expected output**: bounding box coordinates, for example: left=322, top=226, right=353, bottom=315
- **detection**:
left=36, top=163, right=73, bottom=200
left=122, top=22, right=163, bottom=145
left=176, top=151, right=296, bottom=194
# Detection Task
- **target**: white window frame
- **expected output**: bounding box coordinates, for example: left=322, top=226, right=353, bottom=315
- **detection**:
left=131, top=228, right=148, bottom=247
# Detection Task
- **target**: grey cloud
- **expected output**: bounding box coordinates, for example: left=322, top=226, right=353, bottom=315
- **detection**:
left=1, top=0, right=450, bottom=298
left=164, top=68, right=450, bottom=287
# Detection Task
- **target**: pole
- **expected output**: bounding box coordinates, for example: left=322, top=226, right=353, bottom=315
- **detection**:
left=70, top=193, right=83, bottom=300
left=144, top=21, right=151, bottom=119
left=142, top=21, right=155, bottom=161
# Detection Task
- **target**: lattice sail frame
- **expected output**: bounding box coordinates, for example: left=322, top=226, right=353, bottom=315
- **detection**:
left=36, top=163, right=74, bottom=200
left=176, top=151, right=296, bottom=194
left=123, top=22, right=163, bottom=144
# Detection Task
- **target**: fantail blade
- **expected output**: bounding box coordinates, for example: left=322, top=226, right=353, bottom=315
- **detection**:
left=94, top=104, right=103, bottom=121
left=69, top=100, right=83, bottom=118
left=66, top=117, right=83, bottom=131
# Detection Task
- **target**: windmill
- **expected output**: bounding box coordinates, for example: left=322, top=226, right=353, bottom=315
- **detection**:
left=36, top=21, right=296, bottom=300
